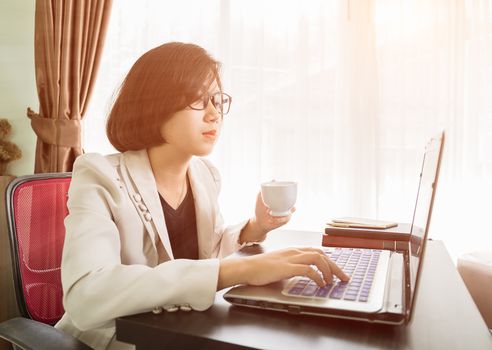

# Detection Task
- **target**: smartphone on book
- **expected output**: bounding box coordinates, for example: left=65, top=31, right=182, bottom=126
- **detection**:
left=330, top=217, right=398, bottom=229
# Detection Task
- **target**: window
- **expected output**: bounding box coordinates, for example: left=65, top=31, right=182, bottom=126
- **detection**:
left=84, top=0, right=492, bottom=260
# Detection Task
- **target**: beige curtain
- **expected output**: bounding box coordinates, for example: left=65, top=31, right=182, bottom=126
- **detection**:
left=28, top=0, right=112, bottom=173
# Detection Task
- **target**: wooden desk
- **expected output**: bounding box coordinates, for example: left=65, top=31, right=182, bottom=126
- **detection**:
left=116, top=230, right=492, bottom=349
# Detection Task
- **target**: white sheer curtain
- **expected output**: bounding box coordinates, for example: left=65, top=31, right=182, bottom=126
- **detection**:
left=84, top=0, right=492, bottom=260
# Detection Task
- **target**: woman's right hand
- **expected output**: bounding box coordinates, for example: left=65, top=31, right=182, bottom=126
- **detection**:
left=217, top=247, right=349, bottom=290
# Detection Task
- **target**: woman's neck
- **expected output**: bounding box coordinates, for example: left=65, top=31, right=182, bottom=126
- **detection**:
left=147, top=145, right=192, bottom=209
left=147, top=144, right=191, bottom=187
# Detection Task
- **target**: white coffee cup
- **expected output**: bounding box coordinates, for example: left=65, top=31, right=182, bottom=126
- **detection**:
left=261, top=181, right=297, bottom=216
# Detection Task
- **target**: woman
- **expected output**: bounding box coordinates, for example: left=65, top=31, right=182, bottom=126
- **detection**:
left=55, top=42, right=348, bottom=350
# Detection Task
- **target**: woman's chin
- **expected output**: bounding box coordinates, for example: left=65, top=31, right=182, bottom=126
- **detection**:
left=193, top=145, right=215, bottom=157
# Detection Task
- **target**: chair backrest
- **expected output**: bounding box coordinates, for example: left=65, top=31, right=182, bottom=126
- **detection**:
left=5, top=173, right=72, bottom=326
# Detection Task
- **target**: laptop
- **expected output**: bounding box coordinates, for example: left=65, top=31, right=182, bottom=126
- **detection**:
left=224, top=131, right=445, bottom=325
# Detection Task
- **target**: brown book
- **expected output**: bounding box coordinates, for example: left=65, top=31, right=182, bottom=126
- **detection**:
left=324, top=222, right=412, bottom=240
left=323, top=222, right=412, bottom=251
left=322, top=234, right=410, bottom=251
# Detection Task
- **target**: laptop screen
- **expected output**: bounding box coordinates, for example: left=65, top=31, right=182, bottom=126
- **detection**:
left=407, top=132, right=444, bottom=317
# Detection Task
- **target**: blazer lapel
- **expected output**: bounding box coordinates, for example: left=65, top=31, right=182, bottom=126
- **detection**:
left=188, top=159, right=214, bottom=259
left=122, top=150, right=174, bottom=260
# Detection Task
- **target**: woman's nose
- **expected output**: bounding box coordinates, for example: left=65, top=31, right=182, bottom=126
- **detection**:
left=205, top=101, right=221, bottom=122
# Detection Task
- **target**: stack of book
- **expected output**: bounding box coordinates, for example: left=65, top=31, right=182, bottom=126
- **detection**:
left=322, top=217, right=411, bottom=251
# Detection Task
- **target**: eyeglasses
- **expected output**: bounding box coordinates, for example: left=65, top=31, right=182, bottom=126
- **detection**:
left=189, top=92, right=232, bottom=115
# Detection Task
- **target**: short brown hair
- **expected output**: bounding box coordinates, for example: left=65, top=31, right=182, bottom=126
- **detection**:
left=106, top=42, right=222, bottom=152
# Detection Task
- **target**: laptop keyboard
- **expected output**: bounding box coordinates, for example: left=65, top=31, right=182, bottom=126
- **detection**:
left=284, top=248, right=381, bottom=302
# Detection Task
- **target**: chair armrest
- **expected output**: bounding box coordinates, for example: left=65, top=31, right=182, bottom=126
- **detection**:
left=0, top=317, right=92, bottom=350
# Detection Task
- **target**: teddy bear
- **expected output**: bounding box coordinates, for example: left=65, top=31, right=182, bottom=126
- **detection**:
left=0, top=118, right=22, bottom=175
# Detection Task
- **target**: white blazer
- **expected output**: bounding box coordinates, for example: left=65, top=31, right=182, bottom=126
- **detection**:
left=55, top=150, right=248, bottom=350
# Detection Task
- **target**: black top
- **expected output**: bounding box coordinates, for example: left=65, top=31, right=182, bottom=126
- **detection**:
left=159, top=181, right=199, bottom=260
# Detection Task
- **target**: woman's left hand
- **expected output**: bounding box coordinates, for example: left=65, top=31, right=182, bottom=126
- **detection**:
left=239, top=192, right=296, bottom=244
left=254, top=192, right=295, bottom=233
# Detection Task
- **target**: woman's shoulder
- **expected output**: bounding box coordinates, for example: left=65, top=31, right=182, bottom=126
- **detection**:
left=68, top=153, right=128, bottom=214
left=72, top=152, right=122, bottom=178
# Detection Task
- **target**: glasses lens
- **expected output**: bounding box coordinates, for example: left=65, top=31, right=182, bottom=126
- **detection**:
left=222, top=94, right=231, bottom=114
left=189, top=94, right=207, bottom=110
left=211, top=93, right=231, bottom=115
left=211, top=94, right=223, bottom=114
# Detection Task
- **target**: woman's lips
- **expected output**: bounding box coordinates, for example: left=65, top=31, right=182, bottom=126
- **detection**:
left=202, top=130, right=217, bottom=138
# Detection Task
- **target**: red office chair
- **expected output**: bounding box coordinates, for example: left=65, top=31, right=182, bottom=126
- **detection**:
left=0, top=173, right=91, bottom=350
